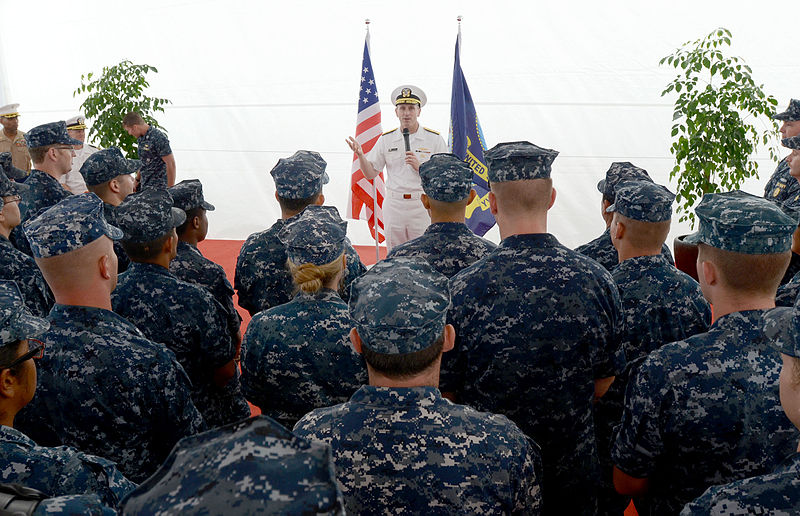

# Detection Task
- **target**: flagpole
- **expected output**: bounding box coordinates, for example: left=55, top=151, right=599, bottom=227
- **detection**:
left=365, top=18, right=380, bottom=264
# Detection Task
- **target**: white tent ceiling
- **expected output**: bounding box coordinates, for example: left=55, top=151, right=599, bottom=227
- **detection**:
left=1, top=0, right=797, bottom=247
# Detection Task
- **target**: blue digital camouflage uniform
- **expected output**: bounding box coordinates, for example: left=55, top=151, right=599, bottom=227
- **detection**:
left=612, top=311, right=799, bottom=514
left=15, top=192, right=205, bottom=483
left=167, top=179, right=242, bottom=342
left=444, top=142, right=624, bottom=515
left=294, top=386, right=542, bottom=515
left=388, top=222, right=496, bottom=278
left=388, top=153, right=496, bottom=277
left=102, top=202, right=130, bottom=274
left=612, top=190, right=800, bottom=515
left=576, top=162, right=674, bottom=269
left=12, top=168, right=71, bottom=255
left=113, top=262, right=251, bottom=428
left=0, top=174, right=53, bottom=317
left=19, top=120, right=82, bottom=220
left=765, top=99, right=800, bottom=202
left=15, top=304, right=207, bottom=484
left=0, top=426, right=136, bottom=509
left=241, top=205, right=366, bottom=428
left=235, top=217, right=366, bottom=315
left=575, top=228, right=674, bottom=270
left=782, top=252, right=800, bottom=285
left=112, top=189, right=249, bottom=428
left=680, top=453, right=800, bottom=515
left=121, top=416, right=345, bottom=515
left=0, top=151, right=28, bottom=181
left=78, top=147, right=140, bottom=274
left=242, top=288, right=366, bottom=429
left=169, top=247, right=234, bottom=329
left=236, top=150, right=367, bottom=315
left=136, top=125, right=172, bottom=190
left=171, top=241, right=241, bottom=340
left=295, top=256, right=543, bottom=514
left=597, top=183, right=711, bottom=495
left=763, top=158, right=800, bottom=203
left=777, top=269, right=800, bottom=306
left=34, top=494, right=116, bottom=515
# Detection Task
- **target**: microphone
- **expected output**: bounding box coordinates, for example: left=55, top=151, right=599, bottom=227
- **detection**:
left=402, top=128, right=410, bottom=152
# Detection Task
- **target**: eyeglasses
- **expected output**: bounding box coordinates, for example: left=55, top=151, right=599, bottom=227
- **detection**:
left=1, top=339, right=44, bottom=370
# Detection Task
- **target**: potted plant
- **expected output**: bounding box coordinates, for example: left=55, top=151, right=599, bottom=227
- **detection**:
left=660, top=28, right=779, bottom=279
left=74, top=60, right=171, bottom=158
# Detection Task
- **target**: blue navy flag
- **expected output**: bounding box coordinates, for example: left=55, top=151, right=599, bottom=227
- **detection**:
left=449, top=29, right=495, bottom=236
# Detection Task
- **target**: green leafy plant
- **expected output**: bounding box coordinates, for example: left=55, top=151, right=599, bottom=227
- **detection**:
left=74, top=60, right=171, bottom=158
left=660, top=27, right=779, bottom=226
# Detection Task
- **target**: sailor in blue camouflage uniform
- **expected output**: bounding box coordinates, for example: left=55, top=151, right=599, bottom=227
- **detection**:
left=681, top=308, right=800, bottom=516
left=764, top=99, right=800, bottom=203
left=11, top=122, right=82, bottom=256
left=0, top=169, right=53, bottom=317
left=612, top=190, right=800, bottom=515
left=444, top=141, right=624, bottom=516
left=121, top=416, right=345, bottom=515
left=0, top=280, right=136, bottom=509
left=235, top=150, right=366, bottom=316
left=112, top=189, right=250, bottom=428
left=575, top=162, right=674, bottom=270
left=294, top=257, right=542, bottom=515
left=388, top=153, right=495, bottom=277
left=241, top=205, right=367, bottom=428
left=19, top=122, right=80, bottom=219
left=596, top=180, right=711, bottom=514
left=14, top=193, right=206, bottom=483
left=122, top=112, right=175, bottom=190
left=168, top=179, right=242, bottom=347
left=79, top=147, right=139, bottom=274
left=681, top=304, right=800, bottom=515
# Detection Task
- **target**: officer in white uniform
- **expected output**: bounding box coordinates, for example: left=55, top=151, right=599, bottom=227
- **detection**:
left=59, top=115, right=98, bottom=193
left=347, top=85, right=447, bottom=249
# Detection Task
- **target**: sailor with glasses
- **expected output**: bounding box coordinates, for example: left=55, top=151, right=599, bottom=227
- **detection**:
left=0, top=168, right=52, bottom=317
left=0, top=279, right=136, bottom=509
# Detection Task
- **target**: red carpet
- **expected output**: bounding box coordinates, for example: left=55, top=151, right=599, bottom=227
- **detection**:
left=198, top=239, right=638, bottom=516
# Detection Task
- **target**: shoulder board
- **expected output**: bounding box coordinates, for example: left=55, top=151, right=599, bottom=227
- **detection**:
left=424, top=127, right=440, bottom=135
left=382, top=128, right=398, bottom=135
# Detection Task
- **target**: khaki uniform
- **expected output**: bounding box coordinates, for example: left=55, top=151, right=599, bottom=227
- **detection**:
left=0, top=130, right=31, bottom=175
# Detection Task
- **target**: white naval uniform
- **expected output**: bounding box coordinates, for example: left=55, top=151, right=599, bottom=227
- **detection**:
left=60, top=144, right=98, bottom=193
left=366, top=126, right=447, bottom=249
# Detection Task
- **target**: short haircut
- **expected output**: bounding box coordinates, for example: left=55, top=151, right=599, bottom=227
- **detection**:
left=176, top=207, right=204, bottom=236
left=122, top=112, right=145, bottom=127
left=0, top=340, right=24, bottom=375
left=427, top=196, right=470, bottom=216
left=697, top=242, right=790, bottom=295
left=122, top=232, right=172, bottom=262
left=287, top=253, right=344, bottom=294
left=277, top=191, right=321, bottom=213
left=491, top=178, right=553, bottom=215
left=616, top=214, right=670, bottom=249
left=28, top=145, right=55, bottom=164
left=361, top=334, right=444, bottom=379
left=86, top=182, right=110, bottom=196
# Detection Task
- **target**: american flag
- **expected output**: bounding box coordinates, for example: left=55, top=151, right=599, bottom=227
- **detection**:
left=347, top=31, right=385, bottom=244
